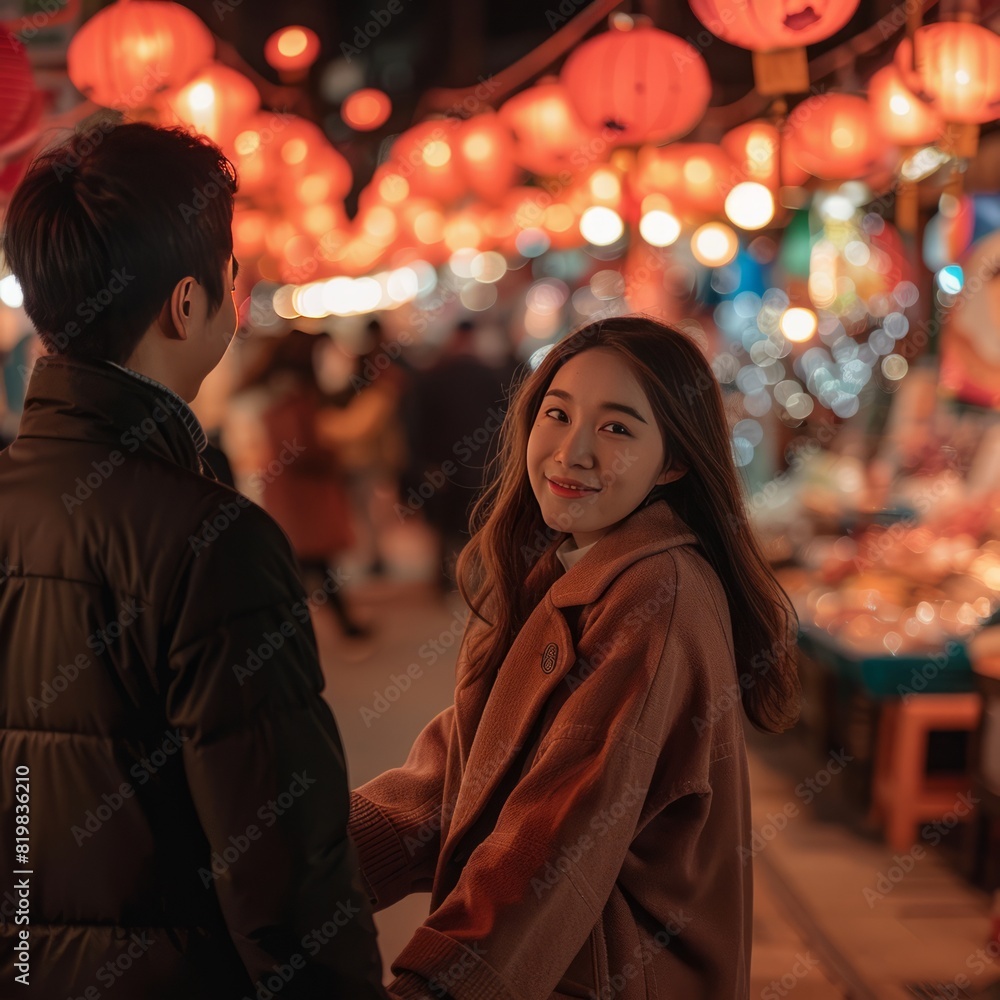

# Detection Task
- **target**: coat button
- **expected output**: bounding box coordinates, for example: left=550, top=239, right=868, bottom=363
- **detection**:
left=541, top=642, right=558, bottom=674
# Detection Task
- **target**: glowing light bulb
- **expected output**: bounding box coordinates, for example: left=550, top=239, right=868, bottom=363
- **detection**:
left=780, top=307, right=818, bottom=343
left=387, top=267, right=419, bottom=304
left=889, top=94, right=911, bottom=116
left=278, top=28, right=308, bottom=58
left=0, top=275, right=23, bottom=308
left=342, top=89, right=392, bottom=131
left=281, top=139, right=308, bottom=165
left=464, top=135, right=492, bottom=161
left=579, top=206, right=624, bottom=246
left=422, top=141, right=451, bottom=167
left=235, top=130, right=261, bottom=156
left=684, top=158, right=712, bottom=184
left=589, top=169, right=620, bottom=202
left=831, top=126, right=853, bottom=149
left=188, top=83, right=215, bottom=110
left=724, top=182, right=775, bottom=231
left=639, top=210, right=681, bottom=247
left=378, top=174, right=408, bottom=202
left=691, top=223, right=738, bottom=267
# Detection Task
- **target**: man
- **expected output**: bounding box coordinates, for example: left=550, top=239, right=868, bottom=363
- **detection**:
left=0, top=120, right=387, bottom=998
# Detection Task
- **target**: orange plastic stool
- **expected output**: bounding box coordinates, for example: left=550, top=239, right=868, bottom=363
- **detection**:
left=870, top=693, right=982, bottom=852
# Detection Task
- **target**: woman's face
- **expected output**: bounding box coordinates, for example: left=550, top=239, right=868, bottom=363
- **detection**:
left=526, top=347, right=682, bottom=549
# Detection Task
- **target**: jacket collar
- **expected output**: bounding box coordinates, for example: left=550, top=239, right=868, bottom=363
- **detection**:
left=546, top=500, right=698, bottom=608
left=14, top=353, right=207, bottom=475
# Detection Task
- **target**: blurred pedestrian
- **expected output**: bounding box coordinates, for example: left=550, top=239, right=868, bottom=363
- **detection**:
left=245, top=330, right=371, bottom=638
left=0, top=121, right=386, bottom=998
left=400, top=319, right=519, bottom=592
left=316, top=319, right=410, bottom=579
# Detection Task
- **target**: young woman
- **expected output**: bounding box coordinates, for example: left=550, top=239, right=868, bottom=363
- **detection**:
left=349, top=316, right=800, bottom=999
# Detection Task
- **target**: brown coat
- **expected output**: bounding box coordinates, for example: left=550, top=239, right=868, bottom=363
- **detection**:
left=349, top=501, right=752, bottom=999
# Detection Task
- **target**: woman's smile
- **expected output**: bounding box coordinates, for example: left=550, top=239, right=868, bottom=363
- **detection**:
left=546, top=475, right=601, bottom=498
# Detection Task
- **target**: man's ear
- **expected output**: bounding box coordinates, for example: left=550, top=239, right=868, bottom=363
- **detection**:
left=166, top=277, right=196, bottom=341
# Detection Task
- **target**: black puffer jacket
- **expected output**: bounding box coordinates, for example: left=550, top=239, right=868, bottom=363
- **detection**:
left=0, top=354, right=387, bottom=999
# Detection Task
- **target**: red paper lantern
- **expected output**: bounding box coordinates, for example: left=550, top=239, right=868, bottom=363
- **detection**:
left=895, top=22, right=1000, bottom=125
left=496, top=188, right=582, bottom=253
left=457, top=113, right=521, bottom=202
left=356, top=163, right=410, bottom=215
left=499, top=80, right=606, bottom=177
left=263, top=26, right=320, bottom=75
left=628, top=143, right=735, bottom=216
left=391, top=121, right=467, bottom=204
left=784, top=93, right=881, bottom=180
left=722, top=120, right=780, bottom=188
left=68, top=0, right=213, bottom=110
left=869, top=64, right=943, bottom=146
left=0, top=30, right=36, bottom=148
left=0, top=148, right=32, bottom=199
left=443, top=205, right=488, bottom=253
left=489, top=188, right=540, bottom=255
left=356, top=203, right=399, bottom=247
left=269, top=117, right=352, bottom=201
left=166, top=63, right=259, bottom=148
left=560, top=23, right=710, bottom=145
left=690, top=0, right=860, bottom=50
left=232, top=209, right=268, bottom=259
left=226, top=112, right=289, bottom=197
left=336, top=236, right=388, bottom=278
left=721, top=119, right=809, bottom=189
left=396, top=197, right=446, bottom=250
left=504, top=186, right=554, bottom=230
left=341, top=88, right=392, bottom=131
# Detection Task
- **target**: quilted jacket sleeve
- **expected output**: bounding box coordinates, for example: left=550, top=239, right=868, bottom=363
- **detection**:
left=164, top=493, right=387, bottom=999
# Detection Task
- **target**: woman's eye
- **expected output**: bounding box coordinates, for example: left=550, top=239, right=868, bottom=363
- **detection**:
left=544, top=407, right=568, bottom=422
left=605, top=423, right=630, bottom=436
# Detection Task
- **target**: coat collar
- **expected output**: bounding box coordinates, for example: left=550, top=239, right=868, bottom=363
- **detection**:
left=14, top=353, right=207, bottom=475
left=547, top=500, right=698, bottom=608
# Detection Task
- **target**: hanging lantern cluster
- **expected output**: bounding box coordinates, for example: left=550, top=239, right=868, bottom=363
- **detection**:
left=50, top=0, right=1000, bottom=319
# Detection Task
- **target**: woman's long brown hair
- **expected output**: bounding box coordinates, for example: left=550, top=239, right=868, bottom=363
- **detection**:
left=456, top=315, right=800, bottom=734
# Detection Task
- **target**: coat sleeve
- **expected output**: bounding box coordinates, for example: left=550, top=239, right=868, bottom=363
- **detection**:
left=389, top=733, right=663, bottom=1000
left=349, top=704, right=456, bottom=911
left=164, top=495, right=387, bottom=999
left=386, top=558, right=720, bottom=1000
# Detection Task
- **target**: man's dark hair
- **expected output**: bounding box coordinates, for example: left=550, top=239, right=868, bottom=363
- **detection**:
left=2, top=118, right=237, bottom=364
